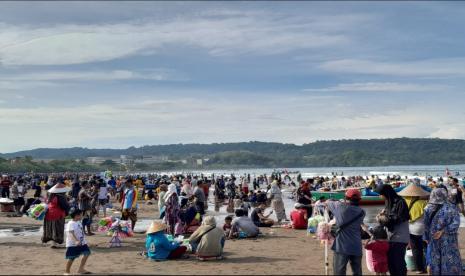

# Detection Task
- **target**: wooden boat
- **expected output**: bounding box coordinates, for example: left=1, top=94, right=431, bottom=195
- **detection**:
left=311, top=190, right=385, bottom=206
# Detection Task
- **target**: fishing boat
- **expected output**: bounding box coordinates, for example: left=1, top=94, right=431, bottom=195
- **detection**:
left=311, top=189, right=385, bottom=206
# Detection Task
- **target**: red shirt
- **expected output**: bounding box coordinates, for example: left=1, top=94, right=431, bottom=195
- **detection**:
left=45, top=196, right=66, bottom=221
left=290, top=209, right=307, bottom=229
left=365, top=240, right=389, bottom=273
left=1, top=179, right=11, bottom=188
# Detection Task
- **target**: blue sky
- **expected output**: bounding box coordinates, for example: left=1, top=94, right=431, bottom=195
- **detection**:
left=0, top=1, right=464, bottom=153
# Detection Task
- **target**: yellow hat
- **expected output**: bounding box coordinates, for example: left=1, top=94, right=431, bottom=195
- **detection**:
left=146, top=221, right=168, bottom=235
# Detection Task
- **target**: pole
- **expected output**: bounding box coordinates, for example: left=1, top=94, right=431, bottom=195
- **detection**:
left=325, top=239, right=329, bottom=275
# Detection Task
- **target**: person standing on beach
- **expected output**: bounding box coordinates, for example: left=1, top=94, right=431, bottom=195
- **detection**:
left=423, top=188, right=462, bottom=275
left=193, top=181, right=206, bottom=216
left=269, top=180, right=287, bottom=223
left=164, top=183, right=180, bottom=235
left=121, top=179, right=138, bottom=231
left=296, top=180, right=313, bottom=218
left=1, top=175, right=12, bottom=198
left=42, top=180, right=70, bottom=248
left=397, top=184, right=429, bottom=274
left=11, top=178, right=27, bottom=215
left=78, top=181, right=94, bottom=236
left=327, top=189, right=365, bottom=276
left=376, top=184, right=410, bottom=276
left=450, top=178, right=465, bottom=217
left=158, top=184, right=168, bottom=219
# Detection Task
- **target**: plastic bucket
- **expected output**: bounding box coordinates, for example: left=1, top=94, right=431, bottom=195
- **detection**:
left=405, top=249, right=417, bottom=271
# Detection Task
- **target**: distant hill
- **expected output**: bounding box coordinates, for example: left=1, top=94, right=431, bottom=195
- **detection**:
left=2, top=138, right=465, bottom=168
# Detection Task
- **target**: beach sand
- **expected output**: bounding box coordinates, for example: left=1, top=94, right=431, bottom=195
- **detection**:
left=1, top=201, right=465, bottom=275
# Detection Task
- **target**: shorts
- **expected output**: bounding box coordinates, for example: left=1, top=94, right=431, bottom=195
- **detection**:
left=98, top=199, right=108, bottom=205
left=122, top=209, right=137, bottom=223
left=65, top=245, right=91, bottom=260
left=14, top=197, right=25, bottom=206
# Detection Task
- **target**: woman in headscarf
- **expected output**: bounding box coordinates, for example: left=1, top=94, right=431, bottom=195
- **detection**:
left=164, top=183, right=180, bottom=235
left=269, top=180, right=287, bottom=223
left=376, top=184, right=410, bottom=276
left=397, top=184, right=430, bottom=274
left=42, top=180, right=70, bottom=248
left=188, top=216, right=225, bottom=261
left=424, top=188, right=461, bottom=275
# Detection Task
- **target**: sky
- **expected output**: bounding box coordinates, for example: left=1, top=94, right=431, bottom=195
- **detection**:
left=1, top=1, right=465, bottom=153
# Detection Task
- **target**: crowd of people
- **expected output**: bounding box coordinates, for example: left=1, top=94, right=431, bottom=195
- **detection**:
left=326, top=177, right=464, bottom=276
left=1, top=172, right=465, bottom=275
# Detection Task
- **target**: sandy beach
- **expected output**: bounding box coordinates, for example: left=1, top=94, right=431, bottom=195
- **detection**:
left=0, top=199, right=464, bottom=276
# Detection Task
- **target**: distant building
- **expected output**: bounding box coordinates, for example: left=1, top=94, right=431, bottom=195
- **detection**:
left=134, top=155, right=169, bottom=164
left=120, top=155, right=134, bottom=166
left=86, top=157, right=120, bottom=165
left=33, top=158, right=55, bottom=164
left=196, top=159, right=203, bottom=166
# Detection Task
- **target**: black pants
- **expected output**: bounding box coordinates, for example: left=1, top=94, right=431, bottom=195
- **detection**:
left=303, top=205, right=313, bottom=218
left=1, top=187, right=9, bottom=198
left=410, top=234, right=426, bottom=272
left=333, top=252, right=362, bottom=275
left=388, top=242, right=407, bottom=276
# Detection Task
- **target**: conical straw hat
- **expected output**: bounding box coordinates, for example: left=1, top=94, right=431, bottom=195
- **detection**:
left=146, top=221, right=168, bottom=235
left=49, top=183, right=71, bottom=194
left=397, top=184, right=430, bottom=197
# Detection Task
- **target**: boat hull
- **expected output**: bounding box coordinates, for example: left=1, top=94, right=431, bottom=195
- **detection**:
left=311, top=191, right=385, bottom=206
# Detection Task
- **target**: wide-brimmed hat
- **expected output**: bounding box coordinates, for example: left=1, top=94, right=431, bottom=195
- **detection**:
left=146, top=221, right=168, bottom=234
left=397, top=184, right=430, bottom=198
left=49, top=183, right=71, bottom=194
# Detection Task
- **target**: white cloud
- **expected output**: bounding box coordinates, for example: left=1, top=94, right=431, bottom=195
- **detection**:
left=303, top=82, right=449, bottom=93
left=0, top=80, right=57, bottom=90
left=319, top=58, right=465, bottom=77
left=0, top=93, right=462, bottom=152
left=0, top=69, right=184, bottom=82
left=0, top=11, right=372, bottom=66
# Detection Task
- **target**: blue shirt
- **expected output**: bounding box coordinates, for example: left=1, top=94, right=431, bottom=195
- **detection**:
left=123, top=188, right=136, bottom=210
left=108, top=179, right=116, bottom=189
left=146, top=232, right=180, bottom=260
left=328, top=200, right=365, bottom=256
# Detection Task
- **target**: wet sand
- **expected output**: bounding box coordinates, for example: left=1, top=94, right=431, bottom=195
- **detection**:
left=1, top=199, right=465, bottom=275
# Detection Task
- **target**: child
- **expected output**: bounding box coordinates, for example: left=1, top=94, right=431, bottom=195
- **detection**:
left=313, top=196, right=326, bottom=216
left=223, top=216, right=233, bottom=237
left=65, top=208, right=91, bottom=275
left=365, top=225, right=389, bottom=276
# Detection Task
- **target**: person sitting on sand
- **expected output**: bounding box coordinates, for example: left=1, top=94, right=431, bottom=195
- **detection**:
left=229, top=209, right=259, bottom=239
left=256, top=190, right=267, bottom=205
left=290, top=203, right=307, bottom=229
left=145, top=221, right=187, bottom=261
left=223, top=216, right=233, bottom=237
left=250, top=204, right=274, bottom=227
left=189, top=216, right=225, bottom=261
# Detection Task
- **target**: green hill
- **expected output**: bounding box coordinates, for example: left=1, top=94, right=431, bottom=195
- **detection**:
left=1, top=138, right=465, bottom=173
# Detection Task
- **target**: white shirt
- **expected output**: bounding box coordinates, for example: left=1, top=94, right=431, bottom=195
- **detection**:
left=98, top=185, right=109, bottom=200
left=66, top=220, right=87, bottom=247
